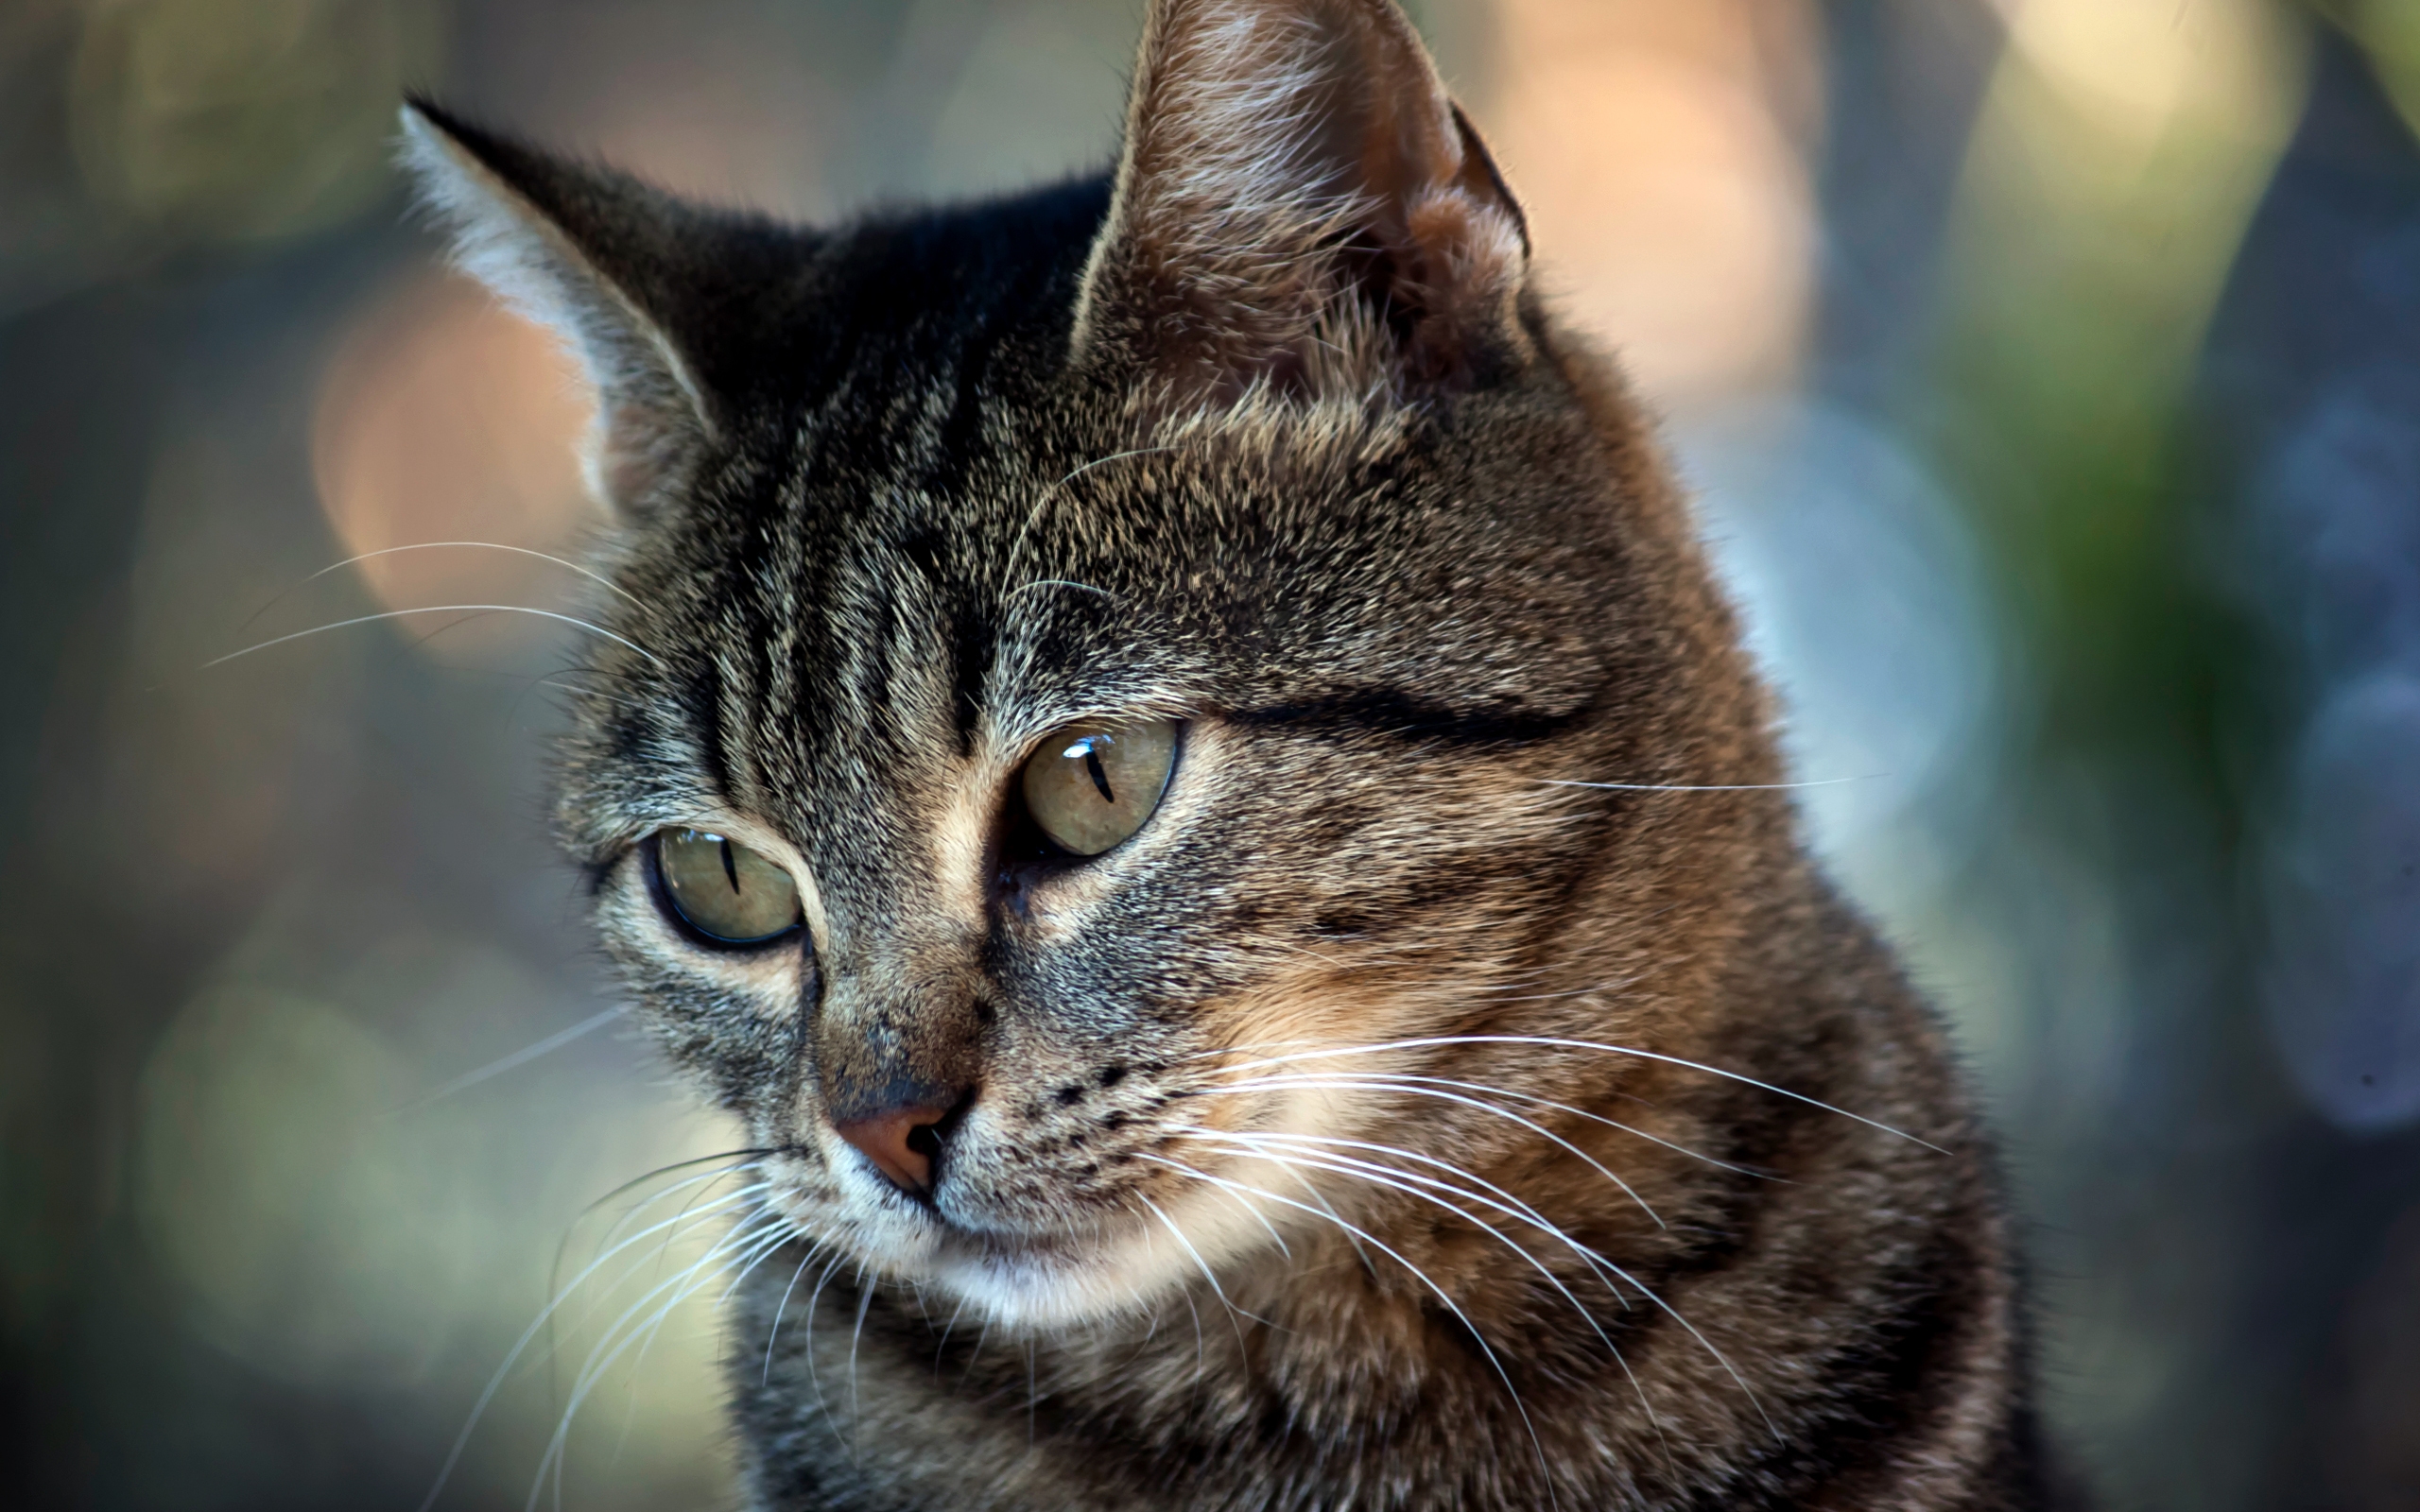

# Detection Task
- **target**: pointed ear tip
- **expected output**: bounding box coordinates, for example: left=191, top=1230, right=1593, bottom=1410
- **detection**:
left=395, top=98, right=462, bottom=169
left=394, top=98, right=506, bottom=171
left=397, top=94, right=448, bottom=138
left=393, top=99, right=519, bottom=210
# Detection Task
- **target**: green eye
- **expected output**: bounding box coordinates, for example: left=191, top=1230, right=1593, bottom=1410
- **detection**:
left=651, top=829, right=803, bottom=945
left=1020, top=718, right=1177, bottom=857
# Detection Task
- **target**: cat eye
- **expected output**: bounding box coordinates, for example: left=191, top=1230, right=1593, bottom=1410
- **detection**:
left=1019, top=718, right=1178, bottom=857
left=649, top=829, right=804, bottom=946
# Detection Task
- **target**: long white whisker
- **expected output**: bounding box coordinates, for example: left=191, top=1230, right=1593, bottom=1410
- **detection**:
left=1537, top=776, right=1878, bottom=793
left=1184, top=1127, right=1771, bottom=1439
left=1270, top=1158, right=1375, bottom=1278
left=563, top=1170, right=769, bottom=1340
left=602, top=1219, right=799, bottom=1478
left=1008, top=445, right=1178, bottom=581
left=847, top=1275, right=876, bottom=1453
left=1200, top=1172, right=1293, bottom=1260
left=1233, top=1070, right=1765, bottom=1178
left=1208, top=1037, right=1942, bottom=1152
left=532, top=1211, right=783, bottom=1503
left=1184, top=1130, right=1667, bottom=1441
left=765, top=1243, right=823, bottom=1384
left=1140, top=1153, right=1560, bottom=1508
left=417, top=1179, right=768, bottom=1512
left=801, top=1250, right=853, bottom=1445
left=1199, top=1076, right=1663, bottom=1228
left=1179, top=1125, right=1631, bottom=1312
left=557, top=1154, right=768, bottom=1295
left=201, top=605, right=665, bottom=671
left=930, top=1293, right=971, bottom=1378
left=1134, top=1192, right=1260, bottom=1353
left=1007, top=577, right=1119, bottom=601
left=532, top=1215, right=793, bottom=1509
left=404, top=1005, right=628, bottom=1108
left=544, top=1159, right=769, bottom=1407
left=956, top=1312, right=994, bottom=1393
left=238, top=541, right=644, bottom=636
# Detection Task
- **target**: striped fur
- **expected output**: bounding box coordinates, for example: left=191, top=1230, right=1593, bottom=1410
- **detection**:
left=402, top=2, right=2072, bottom=1506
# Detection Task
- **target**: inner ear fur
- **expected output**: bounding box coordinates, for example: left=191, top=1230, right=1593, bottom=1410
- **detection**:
left=398, top=100, right=751, bottom=517
left=1073, top=0, right=1532, bottom=413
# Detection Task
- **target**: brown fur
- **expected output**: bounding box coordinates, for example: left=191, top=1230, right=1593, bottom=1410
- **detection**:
left=400, top=1, right=2069, bottom=1506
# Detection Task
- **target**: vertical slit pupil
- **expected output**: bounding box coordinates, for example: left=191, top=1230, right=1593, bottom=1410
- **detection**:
left=719, top=836, right=741, bottom=892
left=1084, top=746, right=1115, bottom=803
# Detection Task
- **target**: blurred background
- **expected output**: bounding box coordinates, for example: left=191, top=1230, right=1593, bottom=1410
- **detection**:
left=2, top=0, right=2416, bottom=1506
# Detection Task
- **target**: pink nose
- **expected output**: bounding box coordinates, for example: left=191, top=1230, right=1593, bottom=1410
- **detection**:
left=833, top=1107, right=952, bottom=1194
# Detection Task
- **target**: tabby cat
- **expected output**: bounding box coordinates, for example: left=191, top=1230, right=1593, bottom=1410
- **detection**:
left=403, top=0, right=2068, bottom=1505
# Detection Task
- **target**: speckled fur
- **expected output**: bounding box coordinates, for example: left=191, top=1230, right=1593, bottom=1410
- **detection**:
left=402, top=1, right=2072, bottom=1506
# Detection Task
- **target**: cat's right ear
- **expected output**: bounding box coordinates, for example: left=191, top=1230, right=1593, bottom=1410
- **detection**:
left=1072, top=0, right=1532, bottom=415
left=398, top=100, right=724, bottom=519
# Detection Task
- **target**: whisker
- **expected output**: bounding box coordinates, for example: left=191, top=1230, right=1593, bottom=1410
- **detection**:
left=1139, top=1153, right=1560, bottom=1507
left=1200, top=1172, right=1295, bottom=1260
left=930, top=1293, right=971, bottom=1380
left=200, top=605, right=666, bottom=671
left=235, top=540, right=644, bottom=635
left=1536, top=776, right=1880, bottom=793
left=1182, top=1129, right=1766, bottom=1443
left=1206, top=1036, right=1944, bottom=1153
left=418, top=1178, right=769, bottom=1512
left=557, top=1202, right=780, bottom=1389
left=1213, top=1069, right=1759, bottom=1179
left=603, top=1220, right=801, bottom=1478
left=1178, top=1125, right=1632, bottom=1310
left=1192, top=1075, right=1664, bottom=1228
left=563, top=1166, right=770, bottom=1340
left=955, top=1310, right=994, bottom=1394
left=1007, top=578, right=1120, bottom=601
left=766, top=1244, right=824, bottom=1385
left=1135, top=1192, right=1264, bottom=1351
left=533, top=1214, right=794, bottom=1509
left=802, top=1250, right=854, bottom=1445
left=1181, top=1129, right=1668, bottom=1444
left=1270, top=1159, right=1377, bottom=1279
left=545, top=1158, right=771, bottom=1395
left=560, top=1150, right=774, bottom=1269
left=1008, top=445, right=1178, bottom=580
left=401, top=1005, right=629, bottom=1108
left=533, top=1210, right=783, bottom=1505
left=847, top=1276, right=876, bottom=1452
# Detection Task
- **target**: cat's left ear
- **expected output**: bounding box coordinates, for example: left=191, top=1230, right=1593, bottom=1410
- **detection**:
left=1073, top=0, right=1531, bottom=412
left=398, top=100, right=767, bottom=519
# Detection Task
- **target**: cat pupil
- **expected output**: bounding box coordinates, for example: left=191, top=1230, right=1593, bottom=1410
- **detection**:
left=653, top=830, right=802, bottom=946
left=1020, top=721, right=1178, bottom=856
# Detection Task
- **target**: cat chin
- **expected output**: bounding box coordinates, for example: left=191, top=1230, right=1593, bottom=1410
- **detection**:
left=922, top=1240, right=1150, bottom=1331
left=892, top=1192, right=1283, bottom=1332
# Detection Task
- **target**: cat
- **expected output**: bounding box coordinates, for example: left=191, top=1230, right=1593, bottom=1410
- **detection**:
left=402, top=0, right=2072, bottom=1505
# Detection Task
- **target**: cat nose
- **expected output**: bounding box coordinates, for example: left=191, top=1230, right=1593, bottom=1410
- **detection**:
left=832, top=1097, right=962, bottom=1195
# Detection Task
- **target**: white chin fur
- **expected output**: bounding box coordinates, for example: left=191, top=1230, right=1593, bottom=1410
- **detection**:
left=899, top=1184, right=1287, bottom=1332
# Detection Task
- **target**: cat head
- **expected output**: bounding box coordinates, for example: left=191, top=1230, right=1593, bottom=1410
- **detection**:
left=403, top=0, right=1774, bottom=1329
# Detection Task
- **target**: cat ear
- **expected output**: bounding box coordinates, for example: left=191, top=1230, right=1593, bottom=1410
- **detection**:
left=1073, top=0, right=1531, bottom=411
left=398, top=100, right=732, bottom=518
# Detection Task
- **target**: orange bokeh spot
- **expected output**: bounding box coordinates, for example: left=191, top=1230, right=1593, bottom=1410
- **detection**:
left=311, top=275, right=599, bottom=657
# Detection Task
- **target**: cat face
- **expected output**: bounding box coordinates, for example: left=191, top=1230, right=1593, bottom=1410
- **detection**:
left=405, top=0, right=1754, bottom=1328
left=566, top=383, right=1648, bottom=1324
